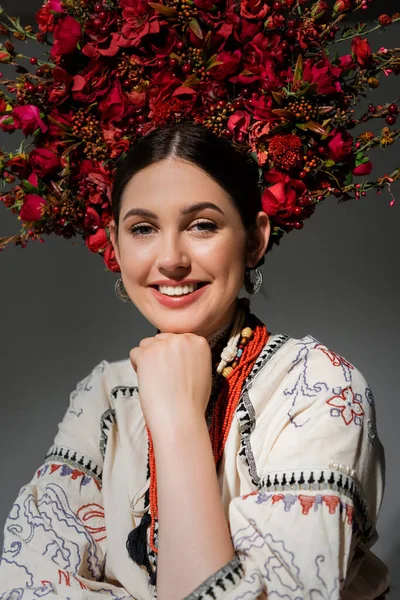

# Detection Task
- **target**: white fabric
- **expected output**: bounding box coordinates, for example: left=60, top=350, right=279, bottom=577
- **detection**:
left=0, top=333, right=390, bottom=599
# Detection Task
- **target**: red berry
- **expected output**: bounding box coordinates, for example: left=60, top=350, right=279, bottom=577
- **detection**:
left=287, top=19, right=296, bottom=28
left=293, top=206, right=302, bottom=215
left=122, top=126, right=130, bottom=134
left=99, top=11, right=107, bottom=20
left=169, top=58, right=178, bottom=67
left=281, top=40, right=289, bottom=51
left=94, top=3, right=102, bottom=12
left=157, top=59, right=163, bottom=68
left=182, top=62, right=191, bottom=73
left=286, top=28, right=296, bottom=38
left=388, top=103, right=398, bottom=115
left=122, top=79, right=130, bottom=88
left=128, top=117, right=136, bottom=125
left=93, top=18, right=102, bottom=27
left=37, top=83, right=45, bottom=93
left=242, top=87, right=251, bottom=97
left=317, top=146, right=326, bottom=155
left=299, top=171, right=307, bottom=179
left=30, top=57, right=38, bottom=65
left=36, top=68, right=44, bottom=77
left=385, top=114, right=396, bottom=125
left=100, top=26, right=108, bottom=34
left=233, top=99, right=243, bottom=109
left=177, top=41, right=185, bottom=50
left=293, top=221, right=303, bottom=229
left=137, top=115, right=146, bottom=123
left=273, top=1, right=282, bottom=10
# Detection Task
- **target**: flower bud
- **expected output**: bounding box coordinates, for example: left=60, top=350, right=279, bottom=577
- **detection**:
left=311, top=0, right=329, bottom=18
left=333, top=0, right=352, bottom=14
left=0, top=50, right=11, bottom=63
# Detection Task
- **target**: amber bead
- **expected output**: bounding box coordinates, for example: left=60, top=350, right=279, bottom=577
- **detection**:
left=222, top=366, right=234, bottom=378
left=241, top=327, right=253, bottom=339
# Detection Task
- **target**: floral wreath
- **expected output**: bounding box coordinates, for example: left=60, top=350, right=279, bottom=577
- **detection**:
left=0, top=0, right=399, bottom=272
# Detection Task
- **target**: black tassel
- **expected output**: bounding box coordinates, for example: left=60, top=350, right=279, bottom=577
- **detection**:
left=149, top=566, right=157, bottom=586
left=126, top=512, right=151, bottom=565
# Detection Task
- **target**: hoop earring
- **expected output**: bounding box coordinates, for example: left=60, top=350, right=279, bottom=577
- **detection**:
left=244, top=267, right=262, bottom=295
left=115, top=278, right=132, bottom=303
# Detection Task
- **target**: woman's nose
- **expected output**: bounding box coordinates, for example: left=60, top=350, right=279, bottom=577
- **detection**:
left=156, top=232, right=190, bottom=271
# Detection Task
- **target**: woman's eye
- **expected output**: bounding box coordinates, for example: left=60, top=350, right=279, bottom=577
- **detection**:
left=128, top=221, right=218, bottom=237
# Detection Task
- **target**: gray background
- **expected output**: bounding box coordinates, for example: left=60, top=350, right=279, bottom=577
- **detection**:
left=1, top=0, right=399, bottom=594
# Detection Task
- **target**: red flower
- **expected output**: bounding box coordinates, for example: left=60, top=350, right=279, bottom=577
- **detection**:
left=86, top=227, right=108, bottom=253
left=5, top=155, right=29, bottom=179
left=351, top=36, right=373, bottom=67
left=36, top=0, right=64, bottom=33
left=303, top=57, right=342, bottom=94
left=240, top=0, right=270, bottom=20
left=208, top=50, right=241, bottom=81
left=72, top=62, right=111, bottom=103
left=378, top=14, right=392, bottom=27
left=47, top=67, right=72, bottom=104
left=119, top=0, right=161, bottom=48
left=352, top=161, right=372, bottom=175
left=13, top=105, right=48, bottom=136
left=20, top=194, right=46, bottom=222
left=99, top=80, right=127, bottom=123
left=29, top=148, right=61, bottom=177
left=268, top=134, right=303, bottom=171
left=327, top=129, right=354, bottom=162
left=261, top=171, right=306, bottom=220
left=338, top=54, right=355, bottom=71
left=51, top=15, right=82, bottom=57
left=227, top=110, right=251, bottom=143
left=103, top=241, right=120, bottom=272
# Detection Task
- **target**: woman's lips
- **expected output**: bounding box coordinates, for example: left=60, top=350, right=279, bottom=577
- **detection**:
left=149, top=283, right=209, bottom=308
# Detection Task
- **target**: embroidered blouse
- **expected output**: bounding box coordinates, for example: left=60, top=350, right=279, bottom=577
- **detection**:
left=0, top=332, right=390, bottom=599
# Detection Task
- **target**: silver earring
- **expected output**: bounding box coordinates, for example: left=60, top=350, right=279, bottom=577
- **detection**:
left=244, top=267, right=262, bottom=295
left=115, top=278, right=131, bottom=303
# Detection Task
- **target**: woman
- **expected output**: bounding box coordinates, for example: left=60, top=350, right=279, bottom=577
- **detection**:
left=0, top=123, right=390, bottom=599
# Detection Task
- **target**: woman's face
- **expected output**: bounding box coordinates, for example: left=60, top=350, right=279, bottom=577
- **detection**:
left=109, top=157, right=270, bottom=337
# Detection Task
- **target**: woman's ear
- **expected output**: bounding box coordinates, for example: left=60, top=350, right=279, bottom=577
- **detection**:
left=246, top=212, right=270, bottom=268
left=108, top=220, right=122, bottom=269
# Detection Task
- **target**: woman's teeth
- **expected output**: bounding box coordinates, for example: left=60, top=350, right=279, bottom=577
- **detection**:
left=158, top=283, right=199, bottom=296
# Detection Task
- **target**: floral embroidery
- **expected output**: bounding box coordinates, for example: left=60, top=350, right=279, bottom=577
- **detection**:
left=327, top=387, right=364, bottom=426
left=315, top=344, right=355, bottom=381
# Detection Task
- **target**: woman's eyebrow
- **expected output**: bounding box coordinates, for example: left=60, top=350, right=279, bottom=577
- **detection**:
left=122, top=202, right=225, bottom=222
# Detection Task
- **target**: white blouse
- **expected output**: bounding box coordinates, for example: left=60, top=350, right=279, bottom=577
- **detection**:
left=0, top=332, right=390, bottom=599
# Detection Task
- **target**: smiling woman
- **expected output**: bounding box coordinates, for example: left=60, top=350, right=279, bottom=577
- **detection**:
left=107, top=125, right=270, bottom=337
left=0, top=122, right=390, bottom=600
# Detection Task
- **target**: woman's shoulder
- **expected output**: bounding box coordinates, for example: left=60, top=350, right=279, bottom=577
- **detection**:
left=250, top=331, right=375, bottom=423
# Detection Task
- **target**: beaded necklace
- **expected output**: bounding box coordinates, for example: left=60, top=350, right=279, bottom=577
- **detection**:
left=126, top=298, right=269, bottom=585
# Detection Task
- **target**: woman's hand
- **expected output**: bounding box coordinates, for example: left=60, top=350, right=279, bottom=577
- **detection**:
left=129, top=333, right=213, bottom=438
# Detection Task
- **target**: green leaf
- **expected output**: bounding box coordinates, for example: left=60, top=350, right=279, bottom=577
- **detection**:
left=169, top=52, right=181, bottom=62
left=271, top=91, right=285, bottom=106
left=325, top=159, right=335, bottom=168
left=182, top=74, right=200, bottom=87
left=303, top=120, right=328, bottom=135
left=272, top=109, right=295, bottom=120
left=21, top=180, right=40, bottom=194
left=293, top=54, right=303, bottom=86
left=148, top=2, right=178, bottom=17
left=188, top=18, right=203, bottom=39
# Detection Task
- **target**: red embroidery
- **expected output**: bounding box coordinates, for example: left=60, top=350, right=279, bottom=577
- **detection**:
left=77, top=503, right=107, bottom=542
left=315, top=344, right=355, bottom=370
left=327, top=387, right=364, bottom=425
left=298, top=494, right=316, bottom=515
left=271, top=494, right=284, bottom=504
left=57, top=570, right=88, bottom=589
left=58, top=570, right=71, bottom=586
left=346, top=504, right=354, bottom=525
left=323, top=495, right=341, bottom=514
left=242, top=491, right=258, bottom=500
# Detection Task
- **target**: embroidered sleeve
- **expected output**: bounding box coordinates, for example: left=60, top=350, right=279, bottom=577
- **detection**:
left=0, top=361, right=131, bottom=598
left=183, top=340, right=390, bottom=600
